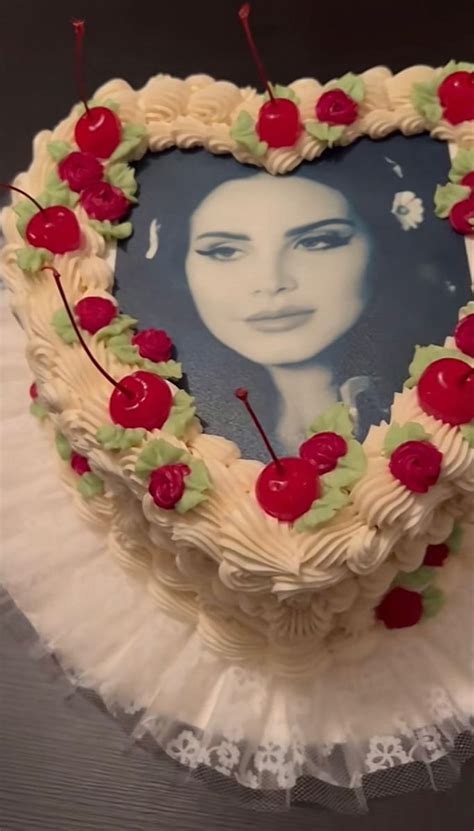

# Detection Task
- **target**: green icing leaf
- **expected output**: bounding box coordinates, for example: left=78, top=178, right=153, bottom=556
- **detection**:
left=40, top=170, right=78, bottom=209
left=405, top=345, right=465, bottom=388
left=383, top=422, right=431, bottom=457
left=110, top=123, right=147, bottom=162
left=107, top=334, right=140, bottom=364
left=460, top=423, right=474, bottom=448
left=263, top=84, right=299, bottom=103
left=294, top=487, right=350, bottom=532
left=14, top=200, right=39, bottom=237
left=105, top=162, right=138, bottom=201
left=89, top=220, right=133, bottom=241
left=308, top=402, right=354, bottom=440
left=305, top=121, right=345, bottom=146
left=438, top=60, right=474, bottom=82
left=52, top=308, right=79, bottom=344
left=96, top=424, right=145, bottom=451
left=410, top=79, right=443, bottom=123
left=449, top=148, right=474, bottom=184
left=175, top=488, right=208, bottom=514
left=323, top=439, right=367, bottom=489
left=77, top=472, right=104, bottom=500
left=447, top=522, right=464, bottom=553
left=175, top=458, right=212, bottom=513
left=162, top=390, right=197, bottom=438
left=96, top=314, right=137, bottom=341
left=331, top=72, right=364, bottom=103
left=395, top=566, right=436, bottom=590
left=434, top=182, right=470, bottom=218
left=141, top=358, right=183, bottom=380
left=30, top=400, right=48, bottom=420
left=230, top=111, right=268, bottom=157
left=135, top=438, right=185, bottom=478
left=422, top=585, right=445, bottom=619
left=47, top=141, right=72, bottom=162
left=16, top=246, right=52, bottom=273
left=55, top=431, right=72, bottom=461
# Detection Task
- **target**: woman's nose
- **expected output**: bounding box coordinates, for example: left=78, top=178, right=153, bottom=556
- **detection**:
left=251, top=256, right=298, bottom=296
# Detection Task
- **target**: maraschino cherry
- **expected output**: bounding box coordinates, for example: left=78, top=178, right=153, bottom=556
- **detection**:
left=234, top=389, right=319, bottom=522
left=72, top=20, right=121, bottom=159
left=0, top=183, right=81, bottom=254
left=42, top=266, right=172, bottom=431
left=417, top=358, right=474, bottom=425
left=437, top=71, right=474, bottom=125
left=454, top=314, right=474, bottom=358
left=238, top=4, right=301, bottom=148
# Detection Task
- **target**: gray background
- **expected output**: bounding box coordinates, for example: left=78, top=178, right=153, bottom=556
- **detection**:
left=1, top=1, right=473, bottom=828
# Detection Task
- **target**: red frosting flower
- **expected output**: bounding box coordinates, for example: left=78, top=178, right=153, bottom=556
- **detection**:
left=58, top=151, right=104, bottom=193
left=315, top=89, right=358, bottom=126
left=423, top=542, right=449, bottom=567
left=376, top=586, right=423, bottom=629
left=437, top=71, right=474, bottom=125
left=449, top=195, right=474, bottom=235
left=132, top=329, right=173, bottom=363
left=80, top=181, right=130, bottom=221
left=70, top=452, right=91, bottom=476
left=389, top=440, right=442, bottom=493
left=454, top=314, right=474, bottom=358
left=75, top=297, right=117, bottom=334
left=299, top=431, right=348, bottom=475
left=149, top=463, right=191, bottom=510
left=29, top=382, right=38, bottom=400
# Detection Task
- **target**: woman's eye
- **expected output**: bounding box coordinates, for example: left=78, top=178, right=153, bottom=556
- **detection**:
left=295, top=233, right=352, bottom=251
left=195, top=245, right=245, bottom=261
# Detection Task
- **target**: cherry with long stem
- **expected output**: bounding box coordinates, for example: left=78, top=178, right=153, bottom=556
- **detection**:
left=72, top=19, right=89, bottom=115
left=0, top=182, right=81, bottom=254
left=42, top=265, right=131, bottom=398
left=238, top=4, right=275, bottom=102
left=234, top=388, right=283, bottom=470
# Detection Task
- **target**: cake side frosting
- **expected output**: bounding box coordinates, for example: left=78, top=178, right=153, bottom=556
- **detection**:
left=1, top=67, right=473, bottom=676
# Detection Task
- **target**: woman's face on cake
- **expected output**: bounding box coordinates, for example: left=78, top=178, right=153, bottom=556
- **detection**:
left=185, top=174, right=371, bottom=366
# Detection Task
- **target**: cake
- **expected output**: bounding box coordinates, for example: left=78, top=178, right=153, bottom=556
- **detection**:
left=1, top=56, right=473, bottom=677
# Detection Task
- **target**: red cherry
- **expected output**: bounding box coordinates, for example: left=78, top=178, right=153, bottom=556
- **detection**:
left=299, top=432, right=348, bottom=474
left=26, top=206, right=81, bottom=254
left=74, top=107, right=122, bottom=159
left=376, top=586, right=423, bottom=629
left=417, top=358, right=474, bottom=425
left=29, top=382, right=38, bottom=400
left=149, top=463, right=191, bottom=510
left=454, top=314, right=474, bottom=358
left=255, top=457, right=320, bottom=522
left=109, top=370, right=172, bottom=431
left=461, top=171, right=474, bottom=191
left=75, top=297, right=117, bottom=334
left=438, top=71, right=474, bottom=125
left=257, top=98, right=301, bottom=148
left=449, top=196, right=474, bottom=235
left=70, top=452, right=91, bottom=476
left=423, top=542, right=449, bottom=567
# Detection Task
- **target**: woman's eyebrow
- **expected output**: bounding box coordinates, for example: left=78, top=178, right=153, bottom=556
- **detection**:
left=195, top=231, right=251, bottom=241
left=285, top=219, right=354, bottom=238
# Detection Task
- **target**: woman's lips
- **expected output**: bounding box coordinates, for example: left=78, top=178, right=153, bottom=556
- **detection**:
left=245, top=307, right=315, bottom=333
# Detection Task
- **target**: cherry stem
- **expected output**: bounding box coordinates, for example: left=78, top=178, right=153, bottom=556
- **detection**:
left=72, top=19, right=90, bottom=115
left=42, top=266, right=132, bottom=398
left=238, top=4, right=275, bottom=102
left=234, top=388, right=283, bottom=470
left=0, top=183, right=43, bottom=213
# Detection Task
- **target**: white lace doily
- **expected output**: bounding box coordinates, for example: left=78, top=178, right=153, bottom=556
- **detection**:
left=1, top=290, right=473, bottom=813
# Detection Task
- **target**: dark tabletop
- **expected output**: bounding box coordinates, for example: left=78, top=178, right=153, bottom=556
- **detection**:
left=1, top=1, right=474, bottom=828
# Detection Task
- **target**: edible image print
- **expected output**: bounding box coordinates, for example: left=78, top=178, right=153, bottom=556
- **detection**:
left=114, top=135, right=472, bottom=461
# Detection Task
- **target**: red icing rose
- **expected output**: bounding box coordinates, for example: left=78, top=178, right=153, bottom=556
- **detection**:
left=389, top=440, right=442, bottom=493
left=461, top=171, right=474, bottom=191
left=423, top=542, right=449, bottom=567
left=437, top=71, right=474, bottom=125
left=454, top=314, right=474, bottom=358
left=132, top=329, right=173, bottom=363
left=376, top=586, right=423, bottom=629
left=29, top=382, right=38, bottom=400
left=58, top=151, right=104, bottom=193
left=75, top=297, right=117, bottom=334
left=70, top=452, right=91, bottom=476
left=149, top=463, right=191, bottom=510
left=449, top=195, right=474, bottom=235
left=79, top=181, right=130, bottom=221
left=299, top=432, right=348, bottom=475
left=315, top=89, right=358, bottom=126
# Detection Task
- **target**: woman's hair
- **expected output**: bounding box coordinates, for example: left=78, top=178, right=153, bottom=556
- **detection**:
left=114, top=135, right=469, bottom=457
